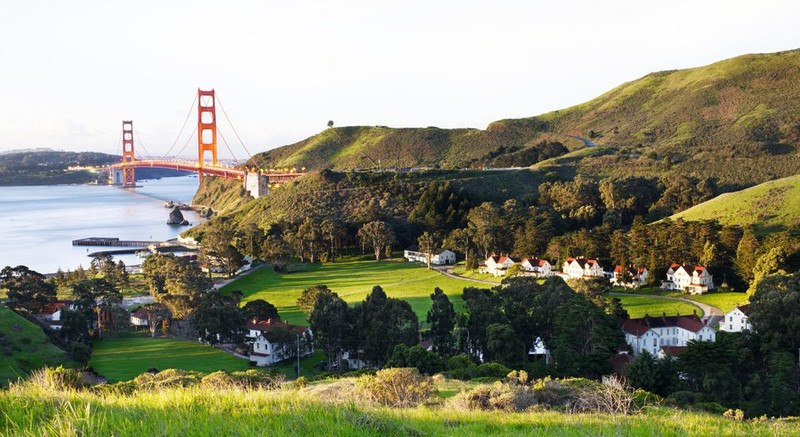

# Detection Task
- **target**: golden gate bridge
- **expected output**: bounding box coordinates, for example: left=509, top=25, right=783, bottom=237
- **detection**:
left=109, top=89, right=303, bottom=197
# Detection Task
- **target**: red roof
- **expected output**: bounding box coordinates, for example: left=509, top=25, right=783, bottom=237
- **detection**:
left=132, top=308, right=149, bottom=319
left=566, top=257, right=599, bottom=269
left=660, top=346, right=687, bottom=357
left=622, top=313, right=707, bottom=336
left=522, top=258, right=549, bottom=267
left=734, top=304, right=750, bottom=315
left=247, top=318, right=307, bottom=336
left=39, top=301, right=72, bottom=316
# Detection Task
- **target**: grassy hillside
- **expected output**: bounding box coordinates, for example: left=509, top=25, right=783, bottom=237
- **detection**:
left=253, top=49, right=800, bottom=189
left=0, top=306, right=72, bottom=386
left=1, top=380, right=794, bottom=436
left=668, top=174, right=800, bottom=233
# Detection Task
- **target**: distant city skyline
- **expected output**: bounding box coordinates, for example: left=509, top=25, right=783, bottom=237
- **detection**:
left=1, top=0, right=798, bottom=159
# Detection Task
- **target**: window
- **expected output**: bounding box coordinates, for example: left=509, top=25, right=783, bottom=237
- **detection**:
left=653, top=339, right=657, bottom=346
left=699, top=334, right=703, bottom=340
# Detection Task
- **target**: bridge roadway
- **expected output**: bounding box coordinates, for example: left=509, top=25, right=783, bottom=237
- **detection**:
left=110, top=160, right=304, bottom=183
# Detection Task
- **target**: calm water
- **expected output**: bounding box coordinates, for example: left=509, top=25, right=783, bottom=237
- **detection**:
left=0, top=176, right=204, bottom=273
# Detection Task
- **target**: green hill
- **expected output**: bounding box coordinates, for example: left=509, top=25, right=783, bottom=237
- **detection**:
left=668, top=174, right=800, bottom=233
left=0, top=306, right=72, bottom=386
left=254, top=49, right=800, bottom=189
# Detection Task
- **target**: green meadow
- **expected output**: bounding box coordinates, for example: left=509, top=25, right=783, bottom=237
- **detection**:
left=88, top=334, right=250, bottom=382
left=0, top=306, right=72, bottom=386
left=221, top=259, right=477, bottom=325
left=613, top=295, right=699, bottom=318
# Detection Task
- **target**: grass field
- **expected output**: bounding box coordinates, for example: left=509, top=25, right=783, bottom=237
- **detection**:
left=450, top=264, right=502, bottom=283
left=613, top=295, right=699, bottom=318
left=684, top=292, right=750, bottom=313
left=88, top=334, right=250, bottom=382
left=221, top=260, right=479, bottom=326
left=0, top=306, right=72, bottom=387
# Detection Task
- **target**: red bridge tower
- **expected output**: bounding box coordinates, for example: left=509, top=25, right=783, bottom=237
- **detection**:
left=197, top=89, right=218, bottom=181
left=121, top=120, right=136, bottom=188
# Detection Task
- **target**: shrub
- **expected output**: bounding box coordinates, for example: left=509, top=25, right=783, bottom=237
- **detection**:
left=570, top=377, right=641, bottom=415
left=448, top=381, right=537, bottom=411
left=476, top=362, right=510, bottom=379
left=356, top=368, right=433, bottom=408
left=134, top=369, right=203, bottom=390
left=200, top=369, right=283, bottom=390
left=13, top=366, right=88, bottom=393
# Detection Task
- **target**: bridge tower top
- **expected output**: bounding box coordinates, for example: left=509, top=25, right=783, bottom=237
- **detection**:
left=121, top=120, right=136, bottom=188
left=197, top=89, right=218, bottom=181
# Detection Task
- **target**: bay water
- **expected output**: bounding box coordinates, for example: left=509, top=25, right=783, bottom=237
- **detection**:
left=0, top=176, right=204, bottom=274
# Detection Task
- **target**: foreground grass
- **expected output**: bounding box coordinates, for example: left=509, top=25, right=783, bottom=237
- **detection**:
left=88, top=335, right=249, bottom=382
left=221, top=260, right=474, bottom=325
left=0, top=385, right=794, bottom=436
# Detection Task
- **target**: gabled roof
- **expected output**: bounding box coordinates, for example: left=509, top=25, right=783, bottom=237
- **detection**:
left=660, top=346, right=687, bottom=357
left=670, top=263, right=710, bottom=276
left=565, top=257, right=600, bottom=269
left=522, top=257, right=549, bottom=267
left=405, top=245, right=420, bottom=252
left=614, top=265, right=647, bottom=276
left=131, top=308, right=149, bottom=319
left=39, top=300, right=73, bottom=316
left=732, top=303, right=750, bottom=315
left=622, top=313, right=708, bottom=336
left=247, top=318, right=307, bottom=336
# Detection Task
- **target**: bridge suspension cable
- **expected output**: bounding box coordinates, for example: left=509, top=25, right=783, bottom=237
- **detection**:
left=216, top=94, right=258, bottom=168
left=160, top=93, right=198, bottom=160
left=133, top=129, right=155, bottom=160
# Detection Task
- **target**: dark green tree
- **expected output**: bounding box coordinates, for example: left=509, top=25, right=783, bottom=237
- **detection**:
left=485, top=323, right=525, bottom=366
left=242, top=299, right=280, bottom=322
left=1, top=265, right=56, bottom=313
left=426, top=287, right=455, bottom=356
left=308, top=287, right=350, bottom=369
left=192, top=291, right=246, bottom=345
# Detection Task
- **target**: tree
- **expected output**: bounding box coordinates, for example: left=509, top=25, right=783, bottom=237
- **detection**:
left=467, top=202, right=503, bottom=259
left=308, top=287, right=350, bottom=369
left=426, top=288, right=455, bottom=356
left=192, top=291, right=247, bottom=345
left=202, top=220, right=246, bottom=278
left=141, top=254, right=211, bottom=319
left=320, top=219, right=346, bottom=262
left=735, top=228, right=760, bottom=283
left=462, top=287, right=504, bottom=360
left=417, top=232, right=437, bottom=270
left=356, top=286, right=419, bottom=366
left=141, top=303, right=171, bottom=338
left=327, top=120, right=334, bottom=128
left=485, top=323, right=525, bottom=366
left=357, top=221, right=395, bottom=261
left=260, top=234, right=291, bottom=268
left=242, top=299, right=280, bottom=322
left=1, top=265, right=56, bottom=313
left=749, top=271, right=800, bottom=352
left=748, top=247, right=787, bottom=295
left=297, top=285, right=332, bottom=316
left=71, top=278, right=122, bottom=337
left=445, top=228, right=473, bottom=269
left=298, top=217, right=322, bottom=263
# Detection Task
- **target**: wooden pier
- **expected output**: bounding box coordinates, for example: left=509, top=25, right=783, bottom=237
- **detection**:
left=72, top=237, right=164, bottom=247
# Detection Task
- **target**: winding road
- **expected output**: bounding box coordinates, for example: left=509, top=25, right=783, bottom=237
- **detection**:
left=433, top=266, right=724, bottom=327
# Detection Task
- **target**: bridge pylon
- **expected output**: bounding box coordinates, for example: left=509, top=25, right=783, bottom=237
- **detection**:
left=121, top=120, right=136, bottom=188
left=197, top=89, right=218, bottom=181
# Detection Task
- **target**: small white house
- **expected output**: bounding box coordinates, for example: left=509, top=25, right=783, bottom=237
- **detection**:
left=403, top=246, right=456, bottom=265
left=481, top=255, right=520, bottom=276
left=130, top=308, right=149, bottom=328
left=247, top=319, right=314, bottom=367
left=611, top=266, right=649, bottom=288
left=623, top=313, right=716, bottom=356
left=719, top=304, right=753, bottom=333
left=562, top=257, right=604, bottom=279
left=36, top=301, right=75, bottom=331
left=520, top=258, right=553, bottom=277
left=662, top=263, right=714, bottom=294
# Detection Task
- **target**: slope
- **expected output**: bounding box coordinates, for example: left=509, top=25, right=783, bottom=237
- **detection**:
left=0, top=306, right=72, bottom=387
left=668, top=174, right=800, bottom=233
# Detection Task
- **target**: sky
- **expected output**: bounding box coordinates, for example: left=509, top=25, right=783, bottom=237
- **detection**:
left=1, top=0, right=799, bottom=160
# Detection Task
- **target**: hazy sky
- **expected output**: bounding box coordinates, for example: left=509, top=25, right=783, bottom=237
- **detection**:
left=1, top=1, right=798, bottom=160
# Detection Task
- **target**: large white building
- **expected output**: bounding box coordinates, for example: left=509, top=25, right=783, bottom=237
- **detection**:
left=481, top=255, right=520, bottom=276
left=403, top=246, right=456, bottom=265
left=562, top=257, right=604, bottom=279
left=719, top=304, right=753, bottom=333
left=661, top=263, right=714, bottom=294
left=247, top=319, right=314, bottom=367
left=520, top=258, right=553, bottom=277
left=623, top=313, right=716, bottom=356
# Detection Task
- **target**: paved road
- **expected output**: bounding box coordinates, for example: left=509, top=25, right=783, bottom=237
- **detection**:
left=431, top=267, right=725, bottom=327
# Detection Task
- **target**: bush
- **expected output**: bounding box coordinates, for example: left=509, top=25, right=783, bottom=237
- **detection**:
left=476, top=362, right=510, bottom=379
left=134, top=369, right=203, bottom=390
left=200, top=369, right=284, bottom=390
left=356, top=368, right=433, bottom=408
left=448, top=381, right=537, bottom=412
left=13, top=366, right=88, bottom=393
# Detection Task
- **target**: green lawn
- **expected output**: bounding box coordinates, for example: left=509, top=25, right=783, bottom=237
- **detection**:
left=614, top=295, right=700, bottom=318
left=89, top=334, right=250, bottom=382
left=450, top=264, right=502, bottom=283
left=221, top=260, right=478, bottom=326
left=684, top=292, right=750, bottom=313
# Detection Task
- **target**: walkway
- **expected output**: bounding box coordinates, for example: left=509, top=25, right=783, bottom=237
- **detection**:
left=431, top=267, right=724, bottom=327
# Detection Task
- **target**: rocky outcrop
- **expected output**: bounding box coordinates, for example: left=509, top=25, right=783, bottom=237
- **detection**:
left=167, top=207, right=189, bottom=226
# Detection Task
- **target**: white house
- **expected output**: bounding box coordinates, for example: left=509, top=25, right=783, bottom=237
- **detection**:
left=611, top=266, right=649, bottom=288
left=562, top=257, right=604, bottom=279
left=130, top=308, right=149, bottom=328
left=661, top=263, right=714, bottom=294
left=719, top=304, right=753, bottom=333
left=520, top=258, right=553, bottom=277
left=623, top=312, right=716, bottom=356
left=481, top=255, right=520, bottom=276
left=247, top=319, right=314, bottom=367
left=403, top=246, right=456, bottom=265
left=35, top=301, right=74, bottom=331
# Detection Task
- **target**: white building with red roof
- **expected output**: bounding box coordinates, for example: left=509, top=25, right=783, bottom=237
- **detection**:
left=481, top=255, right=520, bottom=277
left=662, top=263, right=714, bottom=294
left=246, top=318, right=314, bottom=367
left=35, top=300, right=74, bottom=331
left=520, top=258, right=553, bottom=277
left=719, top=304, right=753, bottom=333
left=562, top=257, right=604, bottom=279
left=611, top=266, right=649, bottom=288
left=623, top=312, right=716, bottom=356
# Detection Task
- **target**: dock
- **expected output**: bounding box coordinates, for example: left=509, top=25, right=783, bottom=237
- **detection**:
left=72, top=237, right=164, bottom=247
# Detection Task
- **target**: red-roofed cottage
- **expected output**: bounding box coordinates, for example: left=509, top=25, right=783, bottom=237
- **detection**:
left=622, top=312, right=716, bottom=356
left=246, top=319, right=314, bottom=367
left=562, top=257, right=604, bottom=279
